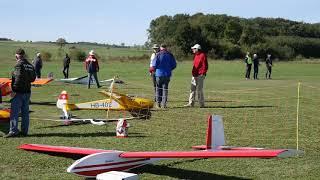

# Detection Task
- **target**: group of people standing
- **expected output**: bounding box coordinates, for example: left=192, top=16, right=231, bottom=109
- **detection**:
left=245, top=52, right=273, bottom=80
left=149, top=43, right=208, bottom=109
left=3, top=48, right=101, bottom=138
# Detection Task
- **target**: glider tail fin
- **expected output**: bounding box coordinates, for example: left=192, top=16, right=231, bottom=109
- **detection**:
left=206, top=115, right=225, bottom=150
left=56, top=90, right=70, bottom=119
left=193, top=115, right=225, bottom=150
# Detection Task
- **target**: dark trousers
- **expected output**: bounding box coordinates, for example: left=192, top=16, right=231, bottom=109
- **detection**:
left=35, top=69, right=41, bottom=78
left=88, top=72, right=101, bottom=88
left=63, top=66, right=69, bottom=78
left=156, top=76, right=170, bottom=107
left=245, top=64, right=252, bottom=79
left=266, top=66, right=272, bottom=79
left=253, top=65, right=259, bottom=79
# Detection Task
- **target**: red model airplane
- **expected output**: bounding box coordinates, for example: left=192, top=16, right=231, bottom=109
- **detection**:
left=19, top=115, right=301, bottom=178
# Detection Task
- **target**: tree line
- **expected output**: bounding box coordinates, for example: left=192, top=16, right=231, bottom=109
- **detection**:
left=147, top=13, right=320, bottom=60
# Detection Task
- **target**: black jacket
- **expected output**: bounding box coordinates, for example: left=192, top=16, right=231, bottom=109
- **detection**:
left=33, top=57, right=42, bottom=71
left=63, top=56, right=70, bottom=67
left=12, top=59, right=36, bottom=93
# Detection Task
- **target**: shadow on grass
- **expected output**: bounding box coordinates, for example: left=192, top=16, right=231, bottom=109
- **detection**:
left=26, top=132, right=145, bottom=138
left=133, top=160, right=249, bottom=180
left=170, top=100, right=236, bottom=103
left=0, top=121, right=9, bottom=134
left=172, top=105, right=274, bottom=109
left=30, top=101, right=57, bottom=106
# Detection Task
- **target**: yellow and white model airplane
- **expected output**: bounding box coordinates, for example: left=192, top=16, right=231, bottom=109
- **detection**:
left=56, top=87, right=154, bottom=124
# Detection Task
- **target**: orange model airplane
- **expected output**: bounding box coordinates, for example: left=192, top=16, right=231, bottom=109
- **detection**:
left=0, top=78, right=53, bottom=97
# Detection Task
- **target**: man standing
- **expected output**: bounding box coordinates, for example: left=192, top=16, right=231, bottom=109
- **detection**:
left=253, top=54, right=259, bottom=80
left=245, top=52, right=252, bottom=80
left=265, top=54, right=272, bottom=79
left=63, top=53, right=71, bottom=78
left=152, top=44, right=176, bottom=108
left=33, top=52, right=42, bottom=78
left=149, top=44, right=160, bottom=102
left=184, top=44, right=208, bottom=108
left=85, top=50, right=101, bottom=89
left=4, top=48, right=36, bottom=138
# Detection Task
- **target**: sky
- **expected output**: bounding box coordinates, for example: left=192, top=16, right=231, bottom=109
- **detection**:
left=1, top=0, right=319, bottom=45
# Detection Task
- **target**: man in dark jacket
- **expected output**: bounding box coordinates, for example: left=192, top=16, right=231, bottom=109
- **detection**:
left=63, top=53, right=71, bottom=78
left=33, top=52, right=42, bottom=78
left=151, top=44, right=176, bottom=108
left=85, top=50, right=101, bottom=89
left=4, top=48, right=36, bottom=138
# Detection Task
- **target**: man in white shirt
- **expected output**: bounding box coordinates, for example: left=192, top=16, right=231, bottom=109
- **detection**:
left=149, top=44, right=160, bottom=102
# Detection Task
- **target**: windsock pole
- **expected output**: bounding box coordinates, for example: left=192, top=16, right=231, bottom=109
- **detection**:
left=296, top=82, right=301, bottom=152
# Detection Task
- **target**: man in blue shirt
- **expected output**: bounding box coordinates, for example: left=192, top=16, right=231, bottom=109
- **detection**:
left=151, top=44, right=177, bottom=108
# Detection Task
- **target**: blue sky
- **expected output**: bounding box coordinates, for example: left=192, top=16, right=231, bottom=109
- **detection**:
left=1, top=0, right=319, bottom=45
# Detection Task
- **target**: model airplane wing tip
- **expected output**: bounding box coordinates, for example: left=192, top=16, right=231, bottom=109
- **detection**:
left=277, top=149, right=304, bottom=158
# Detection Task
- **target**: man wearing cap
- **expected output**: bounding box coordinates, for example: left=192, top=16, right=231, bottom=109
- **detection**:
left=4, top=48, right=36, bottom=138
left=85, top=50, right=101, bottom=89
left=151, top=44, right=177, bottom=108
left=184, top=44, right=208, bottom=108
left=33, top=52, right=43, bottom=78
left=149, top=44, right=160, bottom=102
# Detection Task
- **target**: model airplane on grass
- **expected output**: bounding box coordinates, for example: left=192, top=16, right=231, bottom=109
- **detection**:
left=19, top=115, right=302, bottom=178
left=0, top=78, right=53, bottom=121
left=56, top=88, right=153, bottom=122
left=0, top=78, right=53, bottom=97
left=58, top=75, right=125, bottom=86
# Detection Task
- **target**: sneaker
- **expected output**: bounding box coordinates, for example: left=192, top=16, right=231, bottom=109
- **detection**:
left=155, top=103, right=161, bottom=109
left=3, top=132, right=19, bottom=138
left=183, top=103, right=194, bottom=107
left=98, top=85, right=102, bottom=88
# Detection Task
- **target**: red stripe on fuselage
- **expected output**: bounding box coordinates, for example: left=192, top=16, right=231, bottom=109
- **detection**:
left=75, top=163, right=145, bottom=177
left=74, top=158, right=149, bottom=170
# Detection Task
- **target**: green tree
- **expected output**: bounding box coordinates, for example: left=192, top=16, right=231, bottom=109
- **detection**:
left=56, top=38, right=67, bottom=48
left=224, top=19, right=242, bottom=44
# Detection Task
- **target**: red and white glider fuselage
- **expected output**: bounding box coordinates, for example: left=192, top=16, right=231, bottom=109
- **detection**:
left=19, top=115, right=302, bottom=178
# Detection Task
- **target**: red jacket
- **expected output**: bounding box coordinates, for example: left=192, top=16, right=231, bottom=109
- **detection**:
left=85, top=55, right=99, bottom=73
left=192, top=51, right=208, bottom=77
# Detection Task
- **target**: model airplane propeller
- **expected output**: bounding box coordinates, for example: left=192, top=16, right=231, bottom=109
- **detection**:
left=19, top=115, right=303, bottom=178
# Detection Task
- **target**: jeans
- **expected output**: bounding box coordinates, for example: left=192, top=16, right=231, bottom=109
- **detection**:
left=88, top=72, right=101, bottom=88
left=9, top=93, right=31, bottom=134
left=63, top=66, right=69, bottom=78
left=156, top=76, right=170, bottom=107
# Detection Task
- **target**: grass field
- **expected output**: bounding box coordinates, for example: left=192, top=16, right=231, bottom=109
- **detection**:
left=0, top=42, right=320, bottom=179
